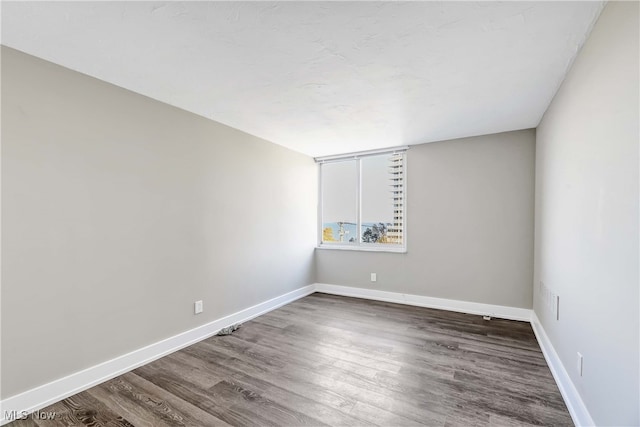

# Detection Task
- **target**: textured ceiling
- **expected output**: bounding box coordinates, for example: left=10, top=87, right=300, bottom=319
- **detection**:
left=2, top=1, right=604, bottom=157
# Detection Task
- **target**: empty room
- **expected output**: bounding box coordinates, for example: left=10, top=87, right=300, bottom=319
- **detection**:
left=1, top=1, right=638, bottom=426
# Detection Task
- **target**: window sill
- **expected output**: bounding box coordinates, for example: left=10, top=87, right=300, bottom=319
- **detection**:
left=315, top=245, right=407, bottom=254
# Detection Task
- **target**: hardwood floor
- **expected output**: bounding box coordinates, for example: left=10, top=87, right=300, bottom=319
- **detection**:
left=8, top=293, right=573, bottom=426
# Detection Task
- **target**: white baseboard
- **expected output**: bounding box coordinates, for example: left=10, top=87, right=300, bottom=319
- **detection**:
left=0, top=284, right=315, bottom=426
left=314, top=283, right=532, bottom=321
left=530, top=312, right=595, bottom=427
left=0, top=283, right=591, bottom=427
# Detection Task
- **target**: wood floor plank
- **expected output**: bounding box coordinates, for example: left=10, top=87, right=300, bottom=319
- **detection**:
left=240, top=320, right=405, bottom=374
left=348, top=401, right=431, bottom=427
left=171, top=348, right=364, bottom=423
left=132, top=360, right=274, bottom=426
left=8, top=384, right=136, bottom=427
left=207, top=380, right=326, bottom=426
left=88, top=372, right=231, bottom=427
left=7, top=293, right=572, bottom=426
left=227, top=371, right=373, bottom=426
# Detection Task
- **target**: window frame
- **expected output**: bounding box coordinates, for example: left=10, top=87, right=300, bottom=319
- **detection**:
left=316, top=147, right=408, bottom=253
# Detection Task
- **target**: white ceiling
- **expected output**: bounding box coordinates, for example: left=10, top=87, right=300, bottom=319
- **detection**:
left=2, top=1, right=604, bottom=157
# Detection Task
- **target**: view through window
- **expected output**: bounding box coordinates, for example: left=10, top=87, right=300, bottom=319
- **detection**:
left=319, top=150, right=405, bottom=249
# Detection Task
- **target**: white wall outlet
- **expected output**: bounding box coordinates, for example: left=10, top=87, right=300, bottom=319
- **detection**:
left=370, top=273, right=377, bottom=282
left=577, top=352, right=583, bottom=376
left=194, top=300, right=203, bottom=314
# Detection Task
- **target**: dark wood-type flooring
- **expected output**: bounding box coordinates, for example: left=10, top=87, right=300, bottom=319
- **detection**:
left=9, top=293, right=573, bottom=426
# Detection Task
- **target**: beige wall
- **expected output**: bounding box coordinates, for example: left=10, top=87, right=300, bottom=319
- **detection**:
left=317, top=130, right=536, bottom=309
left=534, top=2, right=639, bottom=425
left=1, top=46, right=317, bottom=398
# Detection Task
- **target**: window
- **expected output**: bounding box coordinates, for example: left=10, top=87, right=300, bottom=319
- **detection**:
left=317, top=147, right=407, bottom=251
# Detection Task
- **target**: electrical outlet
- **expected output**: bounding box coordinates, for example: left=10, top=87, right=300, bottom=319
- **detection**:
left=577, top=352, right=583, bottom=376
left=370, top=273, right=377, bottom=282
left=194, top=300, right=203, bottom=314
